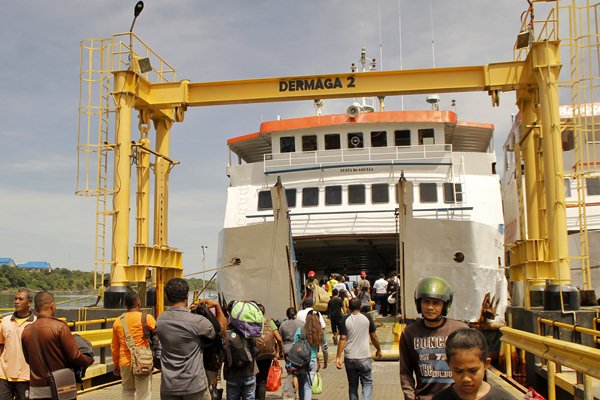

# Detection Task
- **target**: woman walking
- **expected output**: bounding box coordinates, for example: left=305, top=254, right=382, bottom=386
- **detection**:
left=293, top=312, right=328, bottom=400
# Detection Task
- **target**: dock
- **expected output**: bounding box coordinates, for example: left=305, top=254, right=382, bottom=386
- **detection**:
left=78, top=318, right=523, bottom=400
left=80, top=318, right=400, bottom=399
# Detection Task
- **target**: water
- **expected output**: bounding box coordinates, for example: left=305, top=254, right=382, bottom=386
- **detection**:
left=0, top=290, right=217, bottom=312
left=0, top=292, right=96, bottom=311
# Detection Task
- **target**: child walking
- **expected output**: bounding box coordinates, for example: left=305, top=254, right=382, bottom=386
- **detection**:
left=432, top=329, right=512, bottom=400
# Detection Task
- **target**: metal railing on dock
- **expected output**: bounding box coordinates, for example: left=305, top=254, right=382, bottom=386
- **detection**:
left=501, top=326, right=600, bottom=400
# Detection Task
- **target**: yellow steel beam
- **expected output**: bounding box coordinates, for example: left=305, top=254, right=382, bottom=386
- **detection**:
left=114, top=61, right=526, bottom=110
left=500, top=327, right=600, bottom=380
left=74, top=328, right=113, bottom=348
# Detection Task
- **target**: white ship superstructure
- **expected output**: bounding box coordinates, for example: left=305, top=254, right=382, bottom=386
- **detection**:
left=218, top=105, right=507, bottom=321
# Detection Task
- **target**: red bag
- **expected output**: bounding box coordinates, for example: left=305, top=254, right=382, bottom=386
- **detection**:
left=266, top=360, right=282, bottom=392
left=523, top=387, right=545, bottom=400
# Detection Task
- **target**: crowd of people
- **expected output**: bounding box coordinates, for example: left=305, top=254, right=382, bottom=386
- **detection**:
left=0, top=273, right=512, bottom=400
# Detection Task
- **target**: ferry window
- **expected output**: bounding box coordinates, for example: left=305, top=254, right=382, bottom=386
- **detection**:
left=302, top=135, right=317, bottom=152
left=418, top=128, right=435, bottom=145
left=586, top=178, right=600, bottom=195
left=257, top=190, right=272, bottom=210
left=286, top=188, right=297, bottom=208
left=395, top=130, right=411, bottom=146
left=372, top=183, right=389, bottom=203
left=419, top=183, right=438, bottom=203
left=280, top=136, right=295, bottom=153
left=564, top=179, right=571, bottom=198
left=325, top=186, right=342, bottom=205
left=302, top=187, right=319, bottom=207
left=371, top=131, right=387, bottom=147
left=325, top=134, right=341, bottom=150
left=443, top=183, right=463, bottom=203
left=348, top=185, right=366, bottom=204
left=348, top=132, right=364, bottom=148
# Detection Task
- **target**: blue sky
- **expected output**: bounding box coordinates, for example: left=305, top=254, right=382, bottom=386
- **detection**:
left=0, top=1, right=524, bottom=276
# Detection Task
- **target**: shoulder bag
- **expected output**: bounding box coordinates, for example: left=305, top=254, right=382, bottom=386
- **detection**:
left=121, top=313, right=154, bottom=376
left=31, top=324, right=78, bottom=400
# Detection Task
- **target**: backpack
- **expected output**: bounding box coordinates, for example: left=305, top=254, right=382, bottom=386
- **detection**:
left=285, top=333, right=312, bottom=373
left=121, top=313, right=154, bottom=376
left=194, top=304, right=225, bottom=372
left=313, top=286, right=330, bottom=313
left=255, top=320, right=279, bottom=360
left=229, top=301, right=264, bottom=338
left=225, top=328, right=255, bottom=368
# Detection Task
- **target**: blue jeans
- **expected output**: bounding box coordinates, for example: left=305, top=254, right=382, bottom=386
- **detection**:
left=297, top=359, right=317, bottom=400
left=226, top=375, right=256, bottom=400
left=344, top=358, right=373, bottom=400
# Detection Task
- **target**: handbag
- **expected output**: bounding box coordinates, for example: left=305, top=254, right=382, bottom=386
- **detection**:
left=266, top=360, right=282, bottom=392
left=121, top=313, right=154, bottom=376
left=311, top=371, right=323, bottom=394
left=31, top=325, right=78, bottom=400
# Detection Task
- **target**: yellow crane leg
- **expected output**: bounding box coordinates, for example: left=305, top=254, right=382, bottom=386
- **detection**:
left=531, top=42, right=571, bottom=287
left=105, top=76, right=135, bottom=306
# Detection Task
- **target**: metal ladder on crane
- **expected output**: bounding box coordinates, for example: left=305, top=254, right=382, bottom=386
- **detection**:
left=77, top=38, right=115, bottom=288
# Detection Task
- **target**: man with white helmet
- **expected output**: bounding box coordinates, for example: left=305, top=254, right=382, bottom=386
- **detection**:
left=399, top=276, right=468, bottom=400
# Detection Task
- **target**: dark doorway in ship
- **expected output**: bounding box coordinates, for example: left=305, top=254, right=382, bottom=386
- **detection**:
left=292, top=233, right=398, bottom=280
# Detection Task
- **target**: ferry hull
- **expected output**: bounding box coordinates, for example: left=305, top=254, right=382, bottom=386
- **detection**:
left=217, top=222, right=299, bottom=320
left=218, top=216, right=506, bottom=322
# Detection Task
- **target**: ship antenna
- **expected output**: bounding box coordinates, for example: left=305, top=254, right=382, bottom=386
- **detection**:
left=427, top=0, right=439, bottom=109
left=378, top=0, right=384, bottom=70
left=398, top=0, right=405, bottom=110
left=314, top=99, right=324, bottom=116
left=429, top=0, right=436, bottom=68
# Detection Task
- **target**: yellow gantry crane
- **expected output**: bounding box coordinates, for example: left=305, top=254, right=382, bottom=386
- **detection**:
left=77, top=0, right=597, bottom=313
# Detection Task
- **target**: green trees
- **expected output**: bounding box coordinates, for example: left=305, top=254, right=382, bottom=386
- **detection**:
left=0, top=265, right=95, bottom=291
left=0, top=265, right=216, bottom=292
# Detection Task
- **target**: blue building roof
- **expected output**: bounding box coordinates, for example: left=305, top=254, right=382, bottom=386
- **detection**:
left=0, top=258, right=16, bottom=267
left=17, top=261, right=51, bottom=270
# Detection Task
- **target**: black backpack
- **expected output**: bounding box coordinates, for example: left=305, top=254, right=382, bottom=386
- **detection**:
left=225, top=328, right=255, bottom=368
left=194, top=304, right=225, bottom=372
left=285, top=333, right=312, bottom=373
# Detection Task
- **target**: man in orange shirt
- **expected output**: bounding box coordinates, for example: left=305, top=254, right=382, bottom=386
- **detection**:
left=0, top=288, right=36, bottom=400
left=111, top=291, right=156, bottom=400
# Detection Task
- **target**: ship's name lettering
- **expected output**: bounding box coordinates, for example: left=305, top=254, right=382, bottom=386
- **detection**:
left=279, top=76, right=356, bottom=92
left=340, top=167, right=374, bottom=173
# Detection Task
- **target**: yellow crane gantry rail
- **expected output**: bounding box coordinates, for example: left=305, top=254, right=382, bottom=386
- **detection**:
left=102, top=36, right=568, bottom=315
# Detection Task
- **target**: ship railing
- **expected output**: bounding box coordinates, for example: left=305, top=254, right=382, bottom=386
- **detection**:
left=501, top=326, right=600, bottom=400
left=263, top=144, right=453, bottom=172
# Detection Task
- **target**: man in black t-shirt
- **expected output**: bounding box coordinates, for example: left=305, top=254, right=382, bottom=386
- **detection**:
left=326, top=288, right=344, bottom=345
left=400, top=277, right=468, bottom=400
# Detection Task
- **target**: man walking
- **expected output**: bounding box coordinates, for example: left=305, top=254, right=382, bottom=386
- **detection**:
left=326, top=289, right=344, bottom=345
left=335, top=298, right=382, bottom=400
left=111, top=291, right=156, bottom=400
left=373, top=274, right=389, bottom=316
left=21, top=292, right=94, bottom=400
left=90, top=278, right=110, bottom=307
left=156, top=278, right=226, bottom=400
left=0, top=288, right=36, bottom=399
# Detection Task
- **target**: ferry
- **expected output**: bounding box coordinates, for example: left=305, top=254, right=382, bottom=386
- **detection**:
left=217, top=53, right=508, bottom=322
